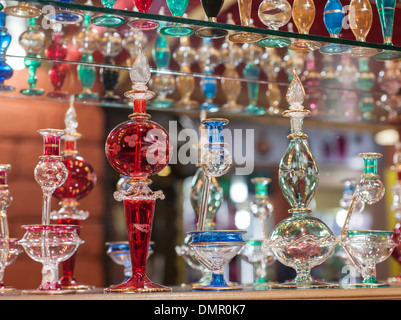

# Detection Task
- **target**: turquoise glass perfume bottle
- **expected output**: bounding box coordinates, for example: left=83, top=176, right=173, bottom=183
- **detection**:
left=90, top=0, right=125, bottom=28
left=356, top=58, right=376, bottom=121
left=160, top=0, right=194, bottom=37
left=320, top=0, right=350, bottom=54
left=149, top=30, right=175, bottom=108
left=0, top=10, right=14, bottom=92
left=19, top=17, right=45, bottom=96
left=74, top=13, right=100, bottom=100
left=373, top=0, right=401, bottom=61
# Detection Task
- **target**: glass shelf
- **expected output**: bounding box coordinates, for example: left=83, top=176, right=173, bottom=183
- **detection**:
left=0, top=0, right=400, bottom=128
left=15, top=0, right=401, bottom=53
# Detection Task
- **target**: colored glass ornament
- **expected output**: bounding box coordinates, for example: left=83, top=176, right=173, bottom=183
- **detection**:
left=104, top=48, right=171, bottom=293
left=4, top=2, right=40, bottom=18
left=228, top=0, right=262, bottom=44
left=320, top=0, right=350, bottom=54
left=196, top=0, right=228, bottom=39
left=44, top=0, right=83, bottom=24
left=347, top=0, right=378, bottom=58
left=257, top=0, right=292, bottom=48
left=91, top=0, right=125, bottom=28
left=289, top=0, right=322, bottom=52
left=51, top=100, right=97, bottom=290
left=129, top=0, right=159, bottom=30
left=19, top=18, right=45, bottom=96
left=74, top=13, right=100, bottom=101
left=45, top=23, right=68, bottom=98
left=373, top=0, right=401, bottom=61
left=0, top=11, right=14, bottom=92
left=160, top=0, right=194, bottom=37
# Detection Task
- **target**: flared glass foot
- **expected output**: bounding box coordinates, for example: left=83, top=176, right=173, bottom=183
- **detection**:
left=91, top=14, right=125, bottom=28
left=148, top=99, right=174, bottom=109
left=319, top=43, right=350, bottom=54
left=270, top=278, right=338, bottom=289
left=45, top=10, right=83, bottom=24
left=347, top=46, right=378, bottom=58
left=195, top=27, right=228, bottom=39
left=22, top=289, right=76, bottom=295
left=341, top=282, right=390, bottom=288
left=104, top=275, right=171, bottom=293
left=228, top=32, right=262, bottom=44
left=176, top=100, right=198, bottom=110
left=128, top=18, right=159, bottom=30
left=257, top=37, right=291, bottom=48
left=373, top=50, right=401, bottom=61
left=160, top=25, right=194, bottom=37
left=244, top=105, right=266, bottom=115
left=47, top=91, right=68, bottom=98
left=289, top=40, right=322, bottom=52
left=0, top=85, right=15, bottom=92
left=193, top=274, right=242, bottom=291
left=20, top=88, right=44, bottom=96
left=4, top=5, right=41, bottom=17
left=75, top=92, right=99, bottom=100
left=59, top=276, right=95, bottom=290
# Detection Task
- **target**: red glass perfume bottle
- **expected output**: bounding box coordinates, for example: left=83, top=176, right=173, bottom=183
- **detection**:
left=45, top=23, right=68, bottom=98
left=51, top=99, right=97, bottom=290
left=104, top=47, right=172, bottom=293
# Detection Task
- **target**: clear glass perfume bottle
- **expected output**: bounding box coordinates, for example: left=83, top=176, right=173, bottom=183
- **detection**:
left=267, top=71, right=337, bottom=289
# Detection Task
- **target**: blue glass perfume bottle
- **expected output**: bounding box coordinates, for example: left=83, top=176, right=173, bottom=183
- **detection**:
left=200, top=67, right=219, bottom=112
left=0, top=11, right=14, bottom=92
left=320, top=0, right=350, bottom=54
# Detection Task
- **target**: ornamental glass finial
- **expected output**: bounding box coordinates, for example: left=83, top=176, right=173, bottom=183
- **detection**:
left=286, top=70, right=305, bottom=110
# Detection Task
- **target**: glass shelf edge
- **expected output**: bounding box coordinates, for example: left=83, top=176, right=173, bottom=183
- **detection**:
left=4, top=53, right=388, bottom=96
left=17, top=0, right=401, bottom=52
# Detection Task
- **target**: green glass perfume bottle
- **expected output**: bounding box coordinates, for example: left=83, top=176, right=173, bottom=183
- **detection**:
left=356, top=58, right=376, bottom=121
left=19, top=17, right=45, bottom=96
left=268, top=70, right=337, bottom=289
left=149, top=26, right=175, bottom=108
left=74, top=13, right=100, bottom=100
left=373, top=0, right=401, bottom=61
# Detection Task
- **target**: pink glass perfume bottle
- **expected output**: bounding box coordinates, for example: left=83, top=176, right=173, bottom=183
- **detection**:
left=19, top=129, right=84, bottom=294
left=104, top=47, right=172, bottom=293
left=51, top=98, right=97, bottom=290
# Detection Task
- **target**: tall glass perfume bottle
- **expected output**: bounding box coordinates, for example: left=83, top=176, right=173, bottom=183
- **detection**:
left=173, top=35, right=198, bottom=110
left=340, top=153, right=396, bottom=287
left=189, top=118, right=246, bottom=291
left=221, top=15, right=243, bottom=112
left=243, top=43, right=264, bottom=115
left=261, top=48, right=283, bottom=115
left=18, top=17, right=45, bottom=96
left=356, top=58, right=376, bottom=121
left=74, top=13, right=100, bottom=101
left=196, top=0, right=228, bottom=39
left=0, top=10, right=14, bottom=92
left=51, top=100, right=97, bottom=290
left=149, top=26, right=175, bottom=108
left=267, top=71, right=337, bottom=289
left=99, top=29, right=123, bottom=103
left=347, top=0, right=378, bottom=58
left=229, top=0, right=262, bottom=44
left=389, top=143, right=401, bottom=284
left=19, top=129, right=83, bottom=294
left=320, top=0, right=350, bottom=54
left=0, top=164, right=22, bottom=292
left=257, top=0, right=292, bottom=48
left=45, top=23, right=68, bottom=98
left=104, top=47, right=172, bottom=293
left=289, top=0, right=321, bottom=51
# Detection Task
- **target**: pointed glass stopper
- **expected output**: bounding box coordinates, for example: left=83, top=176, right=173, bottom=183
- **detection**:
left=129, top=46, right=151, bottom=89
left=286, top=70, right=305, bottom=110
left=65, top=96, right=78, bottom=136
